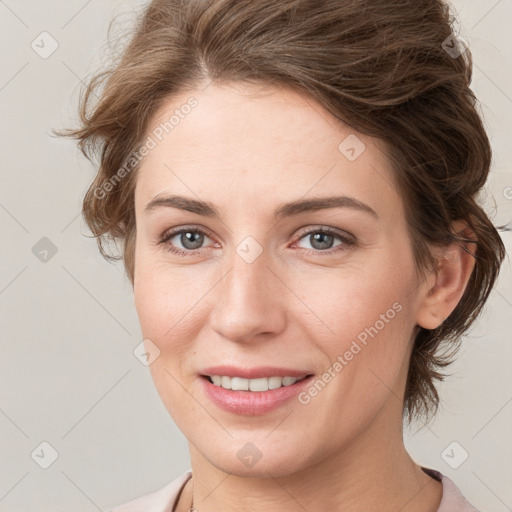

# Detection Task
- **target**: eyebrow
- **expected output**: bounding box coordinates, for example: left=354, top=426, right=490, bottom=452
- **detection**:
left=144, top=194, right=379, bottom=220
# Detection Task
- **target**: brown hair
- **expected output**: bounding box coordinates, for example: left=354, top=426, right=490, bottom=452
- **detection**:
left=56, top=0, right=508, bottom=423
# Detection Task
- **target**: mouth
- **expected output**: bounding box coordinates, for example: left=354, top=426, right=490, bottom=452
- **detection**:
left=198, top=368, right=315, bottom=415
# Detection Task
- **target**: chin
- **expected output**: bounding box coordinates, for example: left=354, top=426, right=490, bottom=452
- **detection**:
left=209, top=454, right=304, bottom=479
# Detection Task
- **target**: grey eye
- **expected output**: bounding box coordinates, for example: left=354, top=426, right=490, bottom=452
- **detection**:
left=175, top=231, right=206, bottom=250
left=308, top=232, right=335, bottom=250
left=297, top=231, right=344, bottom=251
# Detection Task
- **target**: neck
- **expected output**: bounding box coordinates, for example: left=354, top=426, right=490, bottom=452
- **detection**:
left=178, top=405, right=442, bottom=512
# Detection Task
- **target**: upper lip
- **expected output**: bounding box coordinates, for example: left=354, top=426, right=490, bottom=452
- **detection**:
left=199, top=366, right=313, bottom=379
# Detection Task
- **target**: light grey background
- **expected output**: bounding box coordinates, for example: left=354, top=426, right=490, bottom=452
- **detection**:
left=0, top=1, right=511, bottom=511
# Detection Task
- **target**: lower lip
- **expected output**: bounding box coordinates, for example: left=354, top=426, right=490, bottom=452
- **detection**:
left=200, top=375, right=314, bottom=415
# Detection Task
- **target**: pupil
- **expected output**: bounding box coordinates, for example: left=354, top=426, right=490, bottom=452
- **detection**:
left=182, top=231, right=204, bottom=249
left=311, top=233, right=333, bottom=250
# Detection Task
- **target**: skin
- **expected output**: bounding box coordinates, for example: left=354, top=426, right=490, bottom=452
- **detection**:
left=132, top=82, right=475, bottom=512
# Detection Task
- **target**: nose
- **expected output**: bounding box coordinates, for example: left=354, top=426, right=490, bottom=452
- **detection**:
left=209, top=248, right=287, bottom=343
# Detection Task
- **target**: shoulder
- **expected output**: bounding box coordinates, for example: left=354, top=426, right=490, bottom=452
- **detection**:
left=107, top=470, right=192, bottom=512
left=422, top=467, right=481, bottom=512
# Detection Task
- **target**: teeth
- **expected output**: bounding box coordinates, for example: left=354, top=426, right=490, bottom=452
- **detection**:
left=208, top=375, right=305, bottom=391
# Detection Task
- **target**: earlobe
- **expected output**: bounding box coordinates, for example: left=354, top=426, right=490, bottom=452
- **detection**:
left=416, top=220, right=477, bottom=330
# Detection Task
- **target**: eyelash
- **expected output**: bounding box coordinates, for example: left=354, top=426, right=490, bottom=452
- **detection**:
left=158, top=225, right=355, bottom=257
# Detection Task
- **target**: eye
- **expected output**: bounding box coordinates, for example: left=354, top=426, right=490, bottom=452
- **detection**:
left=159, top=226, right=215, bottom=256
left=293, top=226, right=354, bottom=255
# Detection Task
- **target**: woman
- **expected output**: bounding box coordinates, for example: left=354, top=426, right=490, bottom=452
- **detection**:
left=58, top=0, right=507, bottom=510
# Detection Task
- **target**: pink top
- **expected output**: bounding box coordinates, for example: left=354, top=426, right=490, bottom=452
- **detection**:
left=108, top=467, right=480, bottom=511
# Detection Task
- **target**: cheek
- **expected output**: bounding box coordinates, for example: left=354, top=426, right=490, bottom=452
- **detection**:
left=292, top=251, right=416, bottom=405
left=133, top=254, right=214, bottom=363
left=305, top=278, right=411, bottom=391
left=133, top=262, right=204, bottom=422
left=292, top=251, right=413, bottom=346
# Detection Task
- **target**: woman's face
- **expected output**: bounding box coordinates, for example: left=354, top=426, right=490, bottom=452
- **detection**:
left=133, top=82, right=430, bottom=476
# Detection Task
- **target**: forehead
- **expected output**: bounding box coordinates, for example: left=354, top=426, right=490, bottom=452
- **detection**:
left=135, top=83, right=402, bottom=221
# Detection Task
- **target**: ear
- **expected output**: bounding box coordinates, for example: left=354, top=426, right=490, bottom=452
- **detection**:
left=416, top=220, right=477, bottom=330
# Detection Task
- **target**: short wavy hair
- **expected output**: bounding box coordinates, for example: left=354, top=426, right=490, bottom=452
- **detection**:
left=57, top=0, right=508, bottom=423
